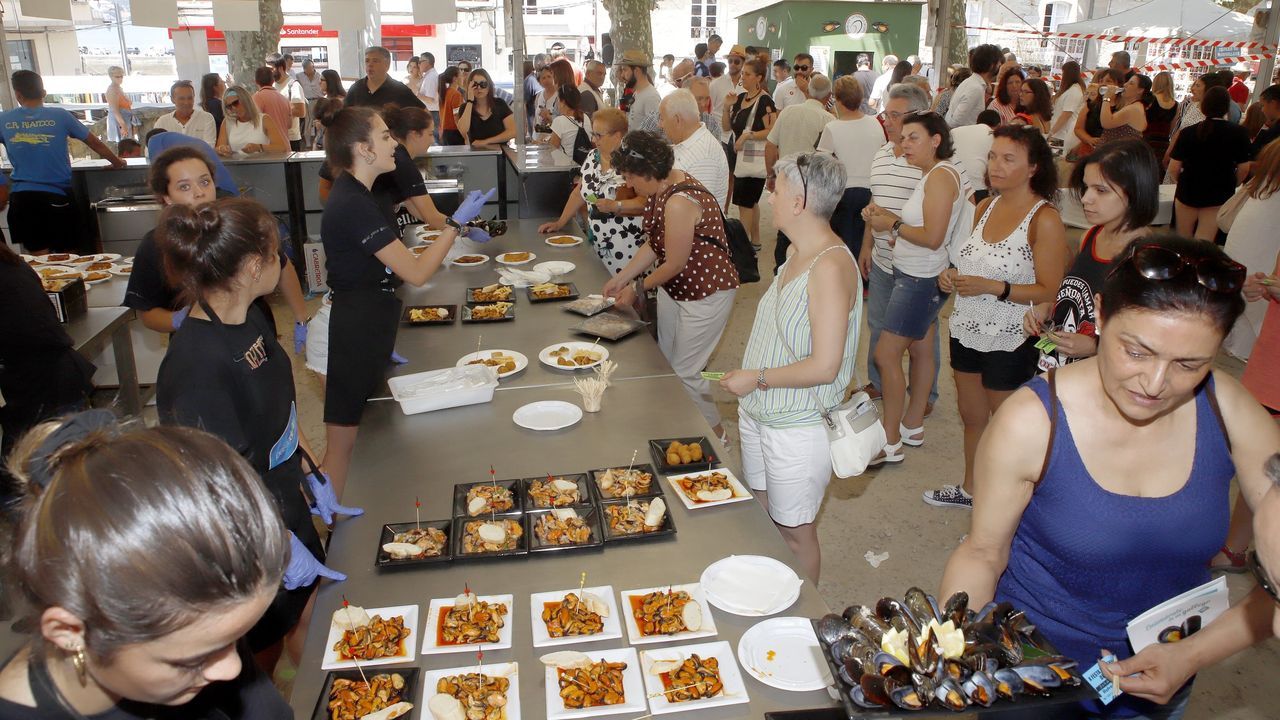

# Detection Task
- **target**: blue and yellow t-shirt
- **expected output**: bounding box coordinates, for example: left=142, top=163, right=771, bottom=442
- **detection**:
left=0, top=106, right=90, bottom=195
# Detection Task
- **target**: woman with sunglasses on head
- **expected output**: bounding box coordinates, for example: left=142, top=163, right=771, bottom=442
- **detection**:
left=866, top=111, right=973, bottom=465
left=717, top=152, right=860, bottom=584
left=724, top=58, right=778, bottom=252
left=154, top=198, right=353, bottom=674
left=941, top=234, right=1280, bottom=719
left=0, top=414, right=292, bottom=718
left=457, top=69, right=515, bottom=149
left=214, top=86, right=287, bottom=156
left=538, top=108, right=644, bottom=274
left=923, top=126, right=1068, bottom=510
left=602, top=130, right=740, bottom=444
left=319, top=107, right=495, bottom=498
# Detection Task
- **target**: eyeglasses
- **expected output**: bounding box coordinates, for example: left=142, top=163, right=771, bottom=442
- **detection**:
left=793, top=65, right=811, bottom=72
left=796, top=153, right=811, bottom=209
left=1248, top=551, right=1280, bottom=605
left=675, top=72, right=694, bottom=85
left=590, top=131, right=605, bottom=140
left=1110, top=243, right=1246, bottom=294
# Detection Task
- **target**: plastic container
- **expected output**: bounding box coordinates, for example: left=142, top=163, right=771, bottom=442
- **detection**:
left=386, top=365, right=498, bottom=415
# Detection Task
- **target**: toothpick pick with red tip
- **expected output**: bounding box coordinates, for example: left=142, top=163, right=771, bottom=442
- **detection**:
left=415, top=496, right=421, bottom=531
left=341, top=596, right=368, bottom=684
left=476, top=646, right=484, bottom=678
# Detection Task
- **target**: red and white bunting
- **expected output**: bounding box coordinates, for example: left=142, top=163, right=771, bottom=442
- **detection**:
left=953, top=25, right=1273, bottom=52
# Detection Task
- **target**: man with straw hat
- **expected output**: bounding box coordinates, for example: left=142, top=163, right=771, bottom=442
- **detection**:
left=616, top=49, right=661, bottom=130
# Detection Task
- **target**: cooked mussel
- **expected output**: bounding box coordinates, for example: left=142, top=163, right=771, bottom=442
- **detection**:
left=1012, top=663, right=1061, bottom=695
left=942, top=591, right=969, bottom=627
left=817, top=613, right=853, bottom=645
left=963, top=670, right=997, bottom=707
left=858, top=673, right=893, bottom=707
left=992, top=667, right=1025, bottom=699
left=904, top=587, right=940, bottom=627
left=888, top=678, right=926, bottom=710
left=934, top=676, right=969, bottom=711
left=876, top=597, right=921, bottom=635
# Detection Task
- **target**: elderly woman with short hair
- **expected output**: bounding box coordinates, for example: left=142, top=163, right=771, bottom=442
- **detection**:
left=719, top=152, right=860, bottom=583
left=603, top=130, right=740, bottom=442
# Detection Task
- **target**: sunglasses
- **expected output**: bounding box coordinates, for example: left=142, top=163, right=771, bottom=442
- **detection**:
left=620, top=145, right=646, bottom=160
left=796, top=153, right=811, bottom=209
left=675, top=71, right=695, bottom=85
left=794, top=65, right=811, bottom=72
left=225, top=100, right=240, bottom=110
left=1249, top=551, right=1279, bottom=605
left=1110, top=244, right=1246, bottom=294
left=472, top=80, right=489, bottom=89
left=729, top=58, right=743, bottom=65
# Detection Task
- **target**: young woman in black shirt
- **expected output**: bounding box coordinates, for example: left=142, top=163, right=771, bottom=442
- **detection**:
left=319, top=107, right=495, bottom=496
left=155, top=198, right=355, bottom=673
left=457, top=69, right=516, bottom=148
left=0, top=414, right=292, bottom=719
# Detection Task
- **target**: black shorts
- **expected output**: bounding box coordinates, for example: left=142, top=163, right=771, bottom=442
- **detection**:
left=950, top=336, right=1040, bottom=391
left=324, top=288, right=402, bottom=425
left=9, top=191, right=77, bottom=253
left=733, top=177, right=766, bottom=208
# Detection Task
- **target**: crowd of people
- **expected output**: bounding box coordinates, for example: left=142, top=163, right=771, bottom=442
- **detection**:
left=2, top=36, right=1280, bottom=719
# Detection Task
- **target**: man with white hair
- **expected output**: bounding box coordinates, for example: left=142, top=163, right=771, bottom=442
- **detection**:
left=660, top=89, right=729, bottom=209
left=688, top=76, right=724, bottom=139
left=765, top=73, right=835, bottom=268
left=578, top=60, right=606, bottom=117
left=664, top=58, right=696, bottom=98
left=868, top=54, right=899, bottom=112
left=852, top=54, right=877, bottom=114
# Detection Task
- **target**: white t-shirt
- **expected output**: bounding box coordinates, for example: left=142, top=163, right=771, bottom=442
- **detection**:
left=275, top=77, right=306, bottom=142
left=946, top=74, right=989, bottom=128
left=550, top=113, right=592, bottom=166
left=949, top=124, right=994, bottom=192
left=869, top=70, right=894, bottom=107
left=153, top=108, right=217, bottom=146
left=534, top=89, right=559, bottom=127
left=628, top=84, right=662, bottom=130
left=767, top=99, right=834, bottom=158
left=710, top=74, right=744, bottom=140
left=773, top=78, right=805, bottom=110
left=420, top=67, right=440, bottom=111
left=867, top=142, right=922, bottom=273
left=1051, top=84, right=1085, bottom=152
left=674, top=125, right=730, bottom=210
left=816, top=115, right=884, bottom=188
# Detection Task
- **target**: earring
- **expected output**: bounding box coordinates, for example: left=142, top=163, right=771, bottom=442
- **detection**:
left=364, top=153, right=376, bottom=165
left=69, top=645, right=87, bottom=686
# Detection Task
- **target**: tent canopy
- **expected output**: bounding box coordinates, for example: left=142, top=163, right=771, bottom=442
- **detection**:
left=1056, top=0, right=1256, bottom=42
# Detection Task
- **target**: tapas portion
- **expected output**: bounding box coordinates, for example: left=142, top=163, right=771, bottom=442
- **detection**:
left=619, top=584, right=717, bottom=644
left=528, top=507, right=603, bottom=553
left=601, top=497, right=675, bottom=542
left=529, top=585, right=623, bottom=647
left=453, top=480, right=521, bottom=517
left=377, top=520, right=452, bottom=566
left=321, top=604, right=419, bottom=670
left=540, top=648, right=646, bottom=719
left=422, top=593, right=515, bottom=654
left=317, top=668, right=417, bottom=720
left=590, top=465, right=658, bottom=500
left=665, top=469, right=753, bottom=509
left=538, top=342, right=608, bottom=370
left=639, top=641, right=749, bottom=715
left=462, top=302, right=515, bottom=323
left=422, top=662, right=520, bottom=720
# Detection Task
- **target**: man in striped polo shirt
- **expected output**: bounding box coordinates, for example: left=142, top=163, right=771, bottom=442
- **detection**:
left=858, top=83, right=938, bottom=413
left=660, top=89, right=730, bottom=210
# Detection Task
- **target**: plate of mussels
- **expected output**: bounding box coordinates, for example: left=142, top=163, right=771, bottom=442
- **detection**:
left=812, top=588, right=1089, bottom=715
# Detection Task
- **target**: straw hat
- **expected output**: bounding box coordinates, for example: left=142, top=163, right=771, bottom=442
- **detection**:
left=617, top=49, right=651, bottom=67
left=728, top=45, right=748, bottom=59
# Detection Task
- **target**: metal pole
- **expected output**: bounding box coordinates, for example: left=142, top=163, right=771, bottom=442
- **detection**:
left=1254, top=2, right=1280, bottom=102
left=113, top=0, right=129, bottom=73
left=1081, top=0, right=1099, bottom=71
left=0, top=6, right=15, bottom=111
left=510, top=0, right=527, bottom=146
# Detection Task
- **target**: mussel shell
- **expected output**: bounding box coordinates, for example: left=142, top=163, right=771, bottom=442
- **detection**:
left=904, top=586, right=940, bottom=626
left=871, top=651, right=905, bottom=675
left=1012, top=664, right=1062, bottom=692
left=849, top=683, right=885, bottom=709
left=816, top=613, right=851, bottom=646
left=838, top=657, right=864, bottom=687
left=992, top=668, right=1025, bottom=699
left=933, top=677, right=969, bottom=711
left=962, top=670, right=997, bottom=708
left=859, top=673, right=892, bottom=707
left=842, top=605, right=889, bottom=645
left=888, top=682, right=926, bottom=710
left=907, top=625, right=938, bottom=675
left=942, top=591, right=969, bottom=627
left=971, top=601, right=999, bottom=624
left=830, top=637, right=857, bottom=665
left=875, top=597, right=921, bottom=634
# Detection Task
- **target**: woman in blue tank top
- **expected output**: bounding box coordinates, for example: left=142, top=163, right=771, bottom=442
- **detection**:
left=940, top=234, right=1280, bottom=719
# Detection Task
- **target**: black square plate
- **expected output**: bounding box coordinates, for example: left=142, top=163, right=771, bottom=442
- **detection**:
left=526, top=505, right=605, bottom=553
left=453, top=479, right=523, bottom=517
left=599, top=496, right=678, bottom=543
left=587, top=464, right=662, bottom=501
left=311, top=667, right=420, bottom=720
left=461, top=303, right=516, bottom=323
left=466, top=286, right=517, bottom=303
left=374, top=520, right=453, bottom=567
left=521, top=473, right=593, bottom=509
left=648, top=437, right=719, bottom=474
left=526, top=282, right=580, bottom=303
left=452, top=515, right=529, bottom=559
left=401, top=304, right=457, bottom=325
left=570, top=313, right=647, bottom=341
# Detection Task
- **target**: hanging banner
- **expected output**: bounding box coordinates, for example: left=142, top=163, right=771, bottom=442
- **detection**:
left=320, top=0, right=367, bottom=31
left=1139, top=53, right=1273, bottom=73
left=24, top=0, right=72, bottom=21
left=131, top=0, right=179, bottom=29
left=412, top=0, right=457, bottom=25
left=212, top=0, right=261, bottom=32
left=953, top=25, right=1274, bottom=51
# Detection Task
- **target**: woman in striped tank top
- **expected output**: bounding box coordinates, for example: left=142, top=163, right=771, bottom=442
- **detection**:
left=718, top=152, right=860, bottom=583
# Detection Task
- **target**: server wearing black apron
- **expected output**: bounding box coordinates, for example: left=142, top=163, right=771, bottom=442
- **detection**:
left=154, top=198, right=358, bottom=672
left=319, top=106, right=496, bottom=496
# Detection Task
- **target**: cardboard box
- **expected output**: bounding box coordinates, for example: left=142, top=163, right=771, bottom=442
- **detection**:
left=302, top=241, right=328, bottom=294
left=44, top=277, right=88, bottom=323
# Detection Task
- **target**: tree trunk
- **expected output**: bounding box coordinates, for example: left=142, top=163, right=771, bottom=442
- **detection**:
left=946, top=0, right=969, bottom=68
left=225, top=0, right=284, bottom=87
left=600, top=0, right=654, bottom=68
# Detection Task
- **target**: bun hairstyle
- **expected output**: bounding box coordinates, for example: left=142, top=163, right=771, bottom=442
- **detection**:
left=4, top=412, right=288, bottom=661
left=324, top=106, right=380, bottom=172
left=157, top=197, right=279, bottom=305
left=382, top=104, right=433, bottom=141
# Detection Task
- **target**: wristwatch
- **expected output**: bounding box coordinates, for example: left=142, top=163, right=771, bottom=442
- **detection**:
left=756, top=368, right=769, bottom=391
left=892, top=219, right=904, bottom=234
left=444, top=216, right=463, bottom=232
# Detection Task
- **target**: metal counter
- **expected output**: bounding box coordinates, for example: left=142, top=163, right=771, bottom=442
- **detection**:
left=64, top=306, right=141, bottom=416
left=289, top=220, right=839, bottom=719
left=502, top=143, right=577, bottom=220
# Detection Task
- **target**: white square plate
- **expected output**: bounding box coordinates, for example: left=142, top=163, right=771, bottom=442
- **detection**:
left=320, top=604, right=419, bottom=670
left=421, top=662, right=521, bottom=720
left=664, top=469, right=753, bottom=510
left=422, top=594, right=515, bottom=655
left=543, top=646, right=645, bottom=719
left=529, top=585, right=623, bottom=648
left=638, top=640, right=749, bottom=715
left=619, top=584, right=717, bottom=645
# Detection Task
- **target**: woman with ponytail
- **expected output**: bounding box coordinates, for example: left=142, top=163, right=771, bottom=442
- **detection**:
left=154, top=198, right=357, bottom=674
left=0, top=414, right=292, bottom=718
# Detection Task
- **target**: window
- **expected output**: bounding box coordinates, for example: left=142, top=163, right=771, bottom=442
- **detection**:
left=1040, top=2, right=1072, bottom=46
left=691, top=0, right=718, bottom=39
left=7, top=40, right=36, bottom=73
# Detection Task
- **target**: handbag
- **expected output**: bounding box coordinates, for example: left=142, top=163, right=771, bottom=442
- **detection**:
left=770, top=247, right=886, bottom=478
left=734, top=97, right=768, bottom=179
left=1217, top=185, right=1250, bottom=234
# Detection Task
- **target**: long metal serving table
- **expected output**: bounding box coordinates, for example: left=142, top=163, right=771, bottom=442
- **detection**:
left=289, top=220, right=839, bottom=719
left=64, top=306, right=141, bottom=417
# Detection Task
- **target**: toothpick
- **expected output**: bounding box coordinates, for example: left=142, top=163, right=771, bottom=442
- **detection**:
left=476, top=646, right=484, bottom=678
left=415, top=496, right=421, bottom=531
left=578, top=571, right=587, bottom=597
left=475, top=334, right=482, bottom=358
left=341, top=597, right=368, bottom=684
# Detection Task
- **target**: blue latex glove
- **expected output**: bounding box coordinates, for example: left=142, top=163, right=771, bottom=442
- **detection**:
left=451, top=187, right=499, bottom=225
left=283, top=532, right=345, bottom=590
left=390, top=350, right=409, bottom=365
left=463, top=226, right=492, bottom=243
left=306, top=471, right=364, bottom=525
left=171, top=306, right=190, bottom=330
left=293, top=321, right=307, bottom=354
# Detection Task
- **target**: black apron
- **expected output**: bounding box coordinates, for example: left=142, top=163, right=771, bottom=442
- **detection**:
left=323, top=287, right=402, bottom=425
left=199, top=302, right=323, bottom=652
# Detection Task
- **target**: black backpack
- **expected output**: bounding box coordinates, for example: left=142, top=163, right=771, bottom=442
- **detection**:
left=670, top=181, right=760, bottom=284
left=571, top=121, right=593, bottom=166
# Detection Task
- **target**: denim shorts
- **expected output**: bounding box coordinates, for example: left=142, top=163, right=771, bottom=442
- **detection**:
left=882, top=268, right=947, bottom=340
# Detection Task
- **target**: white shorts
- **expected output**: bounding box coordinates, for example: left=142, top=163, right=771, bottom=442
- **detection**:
left=737, top=408, right=832, bottom=527
left=305, top=296, right=333, bottom=375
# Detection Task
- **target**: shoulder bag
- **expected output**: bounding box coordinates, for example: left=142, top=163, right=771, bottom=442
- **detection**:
left=734, top=97, right=768, bottom=179
left=1217, top=185, right=1250, bottom=234
left=770, top=247, right=884, bottom=478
